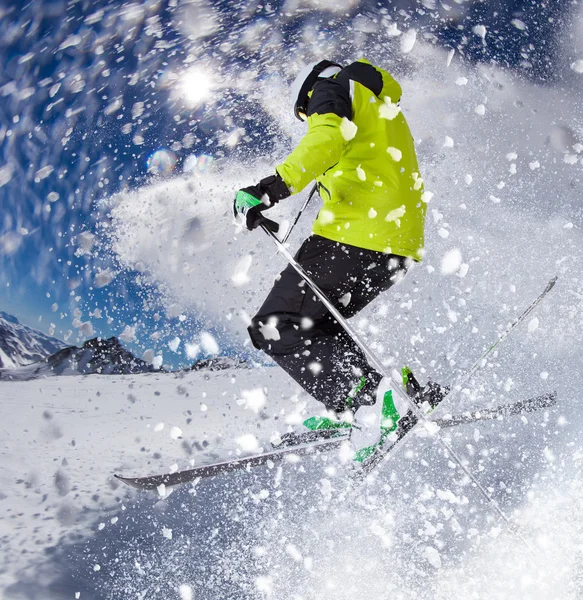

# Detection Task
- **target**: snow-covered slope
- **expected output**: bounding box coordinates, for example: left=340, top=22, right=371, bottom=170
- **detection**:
left=0, top=363, right=578, bottom=600
left=0, top=311, right=67, bottom=369
left=0, top=336, right=158, bottom=380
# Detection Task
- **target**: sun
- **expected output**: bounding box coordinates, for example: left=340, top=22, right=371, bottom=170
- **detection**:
left=180, top=68, right=213, bottom=108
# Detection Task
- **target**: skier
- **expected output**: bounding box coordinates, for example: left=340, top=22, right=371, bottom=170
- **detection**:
left=234, top=58, right=440, bottom=460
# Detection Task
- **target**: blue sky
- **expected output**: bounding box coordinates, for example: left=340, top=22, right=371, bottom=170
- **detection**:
left=0, top=0, right=574, bottom=367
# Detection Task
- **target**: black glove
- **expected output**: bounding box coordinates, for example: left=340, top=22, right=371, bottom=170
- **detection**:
left=234, top=173, right=291, bottom=231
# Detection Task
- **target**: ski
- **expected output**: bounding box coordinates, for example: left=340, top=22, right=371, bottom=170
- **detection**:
left=115, top=391, right=555, bottom=491
left=352, top=390, right=557, bottom=480
left=351, top=277, right=558, bottom=482
left=272, top=427, right=350, bottom=449
left=434, top=391, right=557, bottom=427
left=115, top=434, right=347, bottom=492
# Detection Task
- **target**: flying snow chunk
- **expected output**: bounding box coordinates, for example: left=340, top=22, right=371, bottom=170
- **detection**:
left=474, top=104, right=486, bottom=116
left=47, top=191, right=60, bottom=203
left=231, top=254, right=253, bottom=286
left=401, top=28, right=417, bottom=53
left=308, top=361, right=323, bottom=375
left=179, top=585, right=193, bottom=600
left=0, top=165, right=13, bottom=187
left=571, top=60, right=583, bottom=74
left=34, top=165, right=54, bottom=181
left=185, top=343, right=200, bottom=360
left=455, top=77, right=468, bottom=86
left=424, top=546, right=442, bottom=568
left=200, top=332, right=219, bottom=355
left=237, top=434, right=259, bottom=452
left=441, top=248, right=462, bottom=275
left=170, top=426, right=183, bottom=440
left=162, top=527, right=172, bottom=540
left=356, top=165, right=366, bottom=181
left=259, top=317, right=280, bottom=341
left=385, top=205, right=406, bottom=225
left=443, top=136, right=454, bottom=148
left=143, top=349, right=158, bottom=365
left=511, top=18, right=527, bottom=30
left=386, top=146, right=402, bottom=161
left=240, top=388, right=266, bottom=413
left=318, top=208, right=335, bottom=225
left=94, top=269, right=115, bottom=288
left=472, top=25, right=487, bottom=39
left=168, top=337, right=181, bottom=352
left=368, top=207, right=377, bottom=219
left=119, top=325, right=136, bottom=343
left=285, top=544, right=302, bottom=562
left=340, top=117, right=358, bottom=141
left=255, top=576, right=273, bottom=595
left=386, top=22, right=401, bottom=37
left=379, top=98, right=401, bottom=120
left=79, top=321, right=94, bottom=337
left=77, top=231, right=95, bottom=252
left=59, top=34, right=82, bottom=50
left=527, top=317, right=540, bottom=333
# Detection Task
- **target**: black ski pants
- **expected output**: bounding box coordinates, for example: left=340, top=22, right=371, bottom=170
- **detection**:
left=248, top=235, right=409, bottom=413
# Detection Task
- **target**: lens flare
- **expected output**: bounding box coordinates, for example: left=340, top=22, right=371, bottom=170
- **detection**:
left=147, top=149, right=177, bottom=175
left=183, top=153, right=214, bottom=175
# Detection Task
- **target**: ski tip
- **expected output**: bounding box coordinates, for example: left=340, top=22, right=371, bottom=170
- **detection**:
left=546, top=276, right=558, bottom=292
left=114, top=474, right=157, bottom=491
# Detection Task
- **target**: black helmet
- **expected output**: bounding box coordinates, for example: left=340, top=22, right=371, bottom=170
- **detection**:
left=291, top=60, right=343, bottom=121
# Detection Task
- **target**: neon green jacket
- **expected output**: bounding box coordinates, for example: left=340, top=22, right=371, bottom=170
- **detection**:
left=276, top=59, right=426, bottom=261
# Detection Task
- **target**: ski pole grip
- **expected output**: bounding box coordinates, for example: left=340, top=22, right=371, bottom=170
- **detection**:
left=257, top=215, right=279, bottom=233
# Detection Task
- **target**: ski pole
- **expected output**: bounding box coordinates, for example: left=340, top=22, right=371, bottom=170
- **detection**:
left=261, top=223, right=544, bottom=553
left=280, top=183, right=318, bottom=245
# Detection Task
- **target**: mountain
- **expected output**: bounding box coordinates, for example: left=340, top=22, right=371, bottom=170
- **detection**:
left=0, top=336, right=158, bottom=381
left=0, top=312, right=68, bottom=369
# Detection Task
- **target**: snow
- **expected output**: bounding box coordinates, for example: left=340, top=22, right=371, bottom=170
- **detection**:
left=340, top=117, right=358, bottom=141
left=3, top=4, right=583, bottom=599
left=401, top=29, right=417, bottom=54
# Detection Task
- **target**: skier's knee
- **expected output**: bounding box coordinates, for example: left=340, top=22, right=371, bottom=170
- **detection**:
left=248, top=314, right=300, bottom=356
left=248, top=318, right=283, bottom=355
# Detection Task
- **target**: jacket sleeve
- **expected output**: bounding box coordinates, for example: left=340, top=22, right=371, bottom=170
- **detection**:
left=275, top=78, right=352, bottom=194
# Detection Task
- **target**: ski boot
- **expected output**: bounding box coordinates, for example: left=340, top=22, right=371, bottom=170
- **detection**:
left=271, top=380, right=364, bottom=450
left=402, top=366, right=449, bottom=412
left=351, top=369, right=449, bottom=463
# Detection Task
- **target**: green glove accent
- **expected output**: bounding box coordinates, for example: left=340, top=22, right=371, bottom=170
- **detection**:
left=234, top=189, right=262, bottom=216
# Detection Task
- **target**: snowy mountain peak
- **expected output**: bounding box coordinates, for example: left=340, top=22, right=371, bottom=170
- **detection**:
left=0, top=335, right=158, bottom=381
left=0, top=311, right=67, bottom=369
left=0, top=311, right=19, bottom=324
